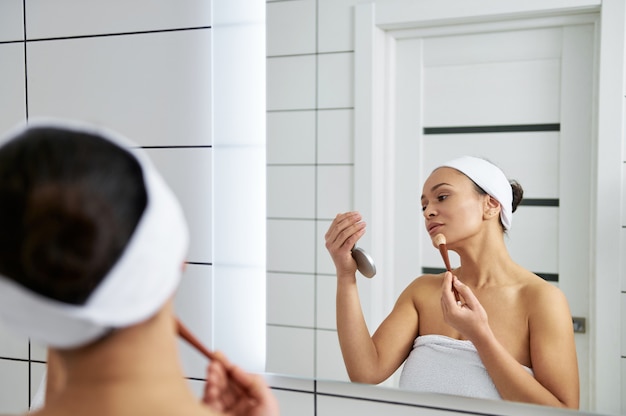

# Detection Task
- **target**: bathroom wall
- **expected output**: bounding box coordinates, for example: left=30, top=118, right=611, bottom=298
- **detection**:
left=0, top=0, right=266, bottom=413
left=266, top=0, right=357, bottom=383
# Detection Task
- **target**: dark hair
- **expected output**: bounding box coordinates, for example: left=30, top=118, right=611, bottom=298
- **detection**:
left=509, top=180, right=524, bottom=213
left=0, top=127, right=147, bottom=305
left=472, top=179, right=524, bottom=213
left=471, top=179, right=524, bottom=229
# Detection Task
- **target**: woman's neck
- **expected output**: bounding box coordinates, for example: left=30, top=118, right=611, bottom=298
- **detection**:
left=453, top=229, right=516, bottom=288
left=42, top=303, right=212, bottom=416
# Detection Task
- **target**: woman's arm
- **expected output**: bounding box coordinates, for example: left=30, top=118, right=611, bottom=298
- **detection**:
left=337, top=278, right=419, bottom=384
left=443, top=274, right=579, bottom=408
left=326, top=212, right=418, bottom=384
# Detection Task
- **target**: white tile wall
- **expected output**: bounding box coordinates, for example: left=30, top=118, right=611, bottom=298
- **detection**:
left=621, top=293, right=626, bottom=357
left=267, top=219, right=316, bottom=273
left=266, top=326, right=315, bottom=378
left=0, top=322, right=28, bottom=360
left=25, top=0, right=211, bottom=39
left=0, top=360, right=29, bottom=414
left=317, top=52, right=354, bottom=109
left=0, top=0, right=23, bottom=42
left=267, top=165, right=316, bottom=218
left=621, top=165, right=626, bottom=408
left=268, top=273, right=315, bottom=327
left=622, top=357, right=626, bottom=413
left=267, top=111, right=316, bottom=164
left=622, top=164, right=626, bottom=231
left=623, top=227, right=626, bottom=291
left=143, top=148, right=213, bottom=264
left=27, top=29, right=212, bottom=147
left=315, top=275, right=336, bottom=329
left=315, top=219, right=335, bottom=274
left=0, top=44, right=26, bottom=133
left=316, top=329, right=348, bottom=382
left=316, top=165, right=353, bottom=218
left=267, top=55, right=317, bottom=111
left=267, top=0, right=316, bottom=56
left=318, top=0, right=359, bottom=53
left=30, top=341, right=47, bottom=362
left=317, top=109, right=353, bottom=164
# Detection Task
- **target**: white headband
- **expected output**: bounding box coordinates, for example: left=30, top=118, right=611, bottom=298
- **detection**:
left=439, top=156, right=513, bottom=230
left=0, top=119, right=189, bottom=348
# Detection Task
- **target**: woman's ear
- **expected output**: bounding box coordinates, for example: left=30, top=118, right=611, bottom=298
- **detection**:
left=483, top=196, right=501, bottom=219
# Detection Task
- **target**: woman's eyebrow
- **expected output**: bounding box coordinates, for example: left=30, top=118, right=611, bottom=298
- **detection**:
left=420, top=182, right=452, bottom=200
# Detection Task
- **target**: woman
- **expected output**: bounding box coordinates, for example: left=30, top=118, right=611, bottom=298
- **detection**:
left=0, top=120, right=279, bottom=416
left=325, top=156, right=579, bottom=408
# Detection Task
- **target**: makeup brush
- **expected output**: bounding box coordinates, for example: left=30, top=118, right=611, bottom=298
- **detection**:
left=433, top=234, right=460, bottom=302
left=176, top=318, right=218, bottom=362
left=433, top=234, right=451, bottom=272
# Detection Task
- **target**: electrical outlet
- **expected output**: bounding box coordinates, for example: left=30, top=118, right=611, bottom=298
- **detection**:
left=572, top=317, right=586, bottom=333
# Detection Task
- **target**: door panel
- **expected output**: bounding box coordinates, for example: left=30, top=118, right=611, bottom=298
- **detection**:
left=391, top=23, right=594, bottom=408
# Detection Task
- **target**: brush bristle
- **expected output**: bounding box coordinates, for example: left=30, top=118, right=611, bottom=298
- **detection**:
left=433, top=233, right=446, bottom=246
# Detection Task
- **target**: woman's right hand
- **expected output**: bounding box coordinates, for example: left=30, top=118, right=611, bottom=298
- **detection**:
left=324, top=211, right=366, bottom=278
left=440, top=272, right=490, bottom=341
left=203, top=351, right=280, bottom=416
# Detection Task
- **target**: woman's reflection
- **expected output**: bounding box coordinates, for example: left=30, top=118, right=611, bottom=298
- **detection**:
left=324, top=156, right=579, bottom=408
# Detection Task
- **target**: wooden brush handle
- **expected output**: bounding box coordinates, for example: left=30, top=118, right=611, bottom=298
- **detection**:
left=437, top=243, right=460, bottom=302
left=176, top=318, right=217, bottom=361
left=437, top=243, right=452, bottom=271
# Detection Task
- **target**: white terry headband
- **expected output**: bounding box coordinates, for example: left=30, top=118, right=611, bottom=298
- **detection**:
left=0, top=119, right=189, bottom=348
left=439, top=156, right=513, bottom=230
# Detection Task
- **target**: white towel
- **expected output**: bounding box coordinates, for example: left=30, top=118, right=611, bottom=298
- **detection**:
left=398, top=334, right=533, bottom=400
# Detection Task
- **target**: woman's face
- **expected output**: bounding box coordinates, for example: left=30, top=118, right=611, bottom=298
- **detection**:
left=421, top=167, right=486, bottom=245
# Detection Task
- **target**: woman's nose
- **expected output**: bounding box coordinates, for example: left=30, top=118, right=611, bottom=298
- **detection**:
left=423, top=205, right=436, bottom=218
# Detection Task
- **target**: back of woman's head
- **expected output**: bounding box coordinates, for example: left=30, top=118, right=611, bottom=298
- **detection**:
left=0, top=126, right=147, bottom=305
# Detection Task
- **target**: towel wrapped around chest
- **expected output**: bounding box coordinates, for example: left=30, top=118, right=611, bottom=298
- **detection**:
left=398, top=334, right=533, bottom=400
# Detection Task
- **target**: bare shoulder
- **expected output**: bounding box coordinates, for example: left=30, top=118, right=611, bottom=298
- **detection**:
left=397, top=273, right=446, bottom=304
left=405, top=273, right=444, bottom=293
left=518, top=269, right=571, bottom=316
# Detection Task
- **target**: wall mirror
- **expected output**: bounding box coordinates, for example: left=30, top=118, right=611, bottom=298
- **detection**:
left=266, top=1, right=623, bottom=415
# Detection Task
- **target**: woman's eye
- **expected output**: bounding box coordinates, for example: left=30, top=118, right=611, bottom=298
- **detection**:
left=437, top=195, right=448, bottom=202
left=421, top=205, right=427, bottom=212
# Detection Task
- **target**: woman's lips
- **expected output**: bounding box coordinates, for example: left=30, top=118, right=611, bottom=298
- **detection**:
left=427, top=223, right=442, bottom=235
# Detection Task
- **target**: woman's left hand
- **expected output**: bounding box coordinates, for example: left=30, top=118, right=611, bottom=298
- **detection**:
left=440, top=272, right=489, bottom=341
